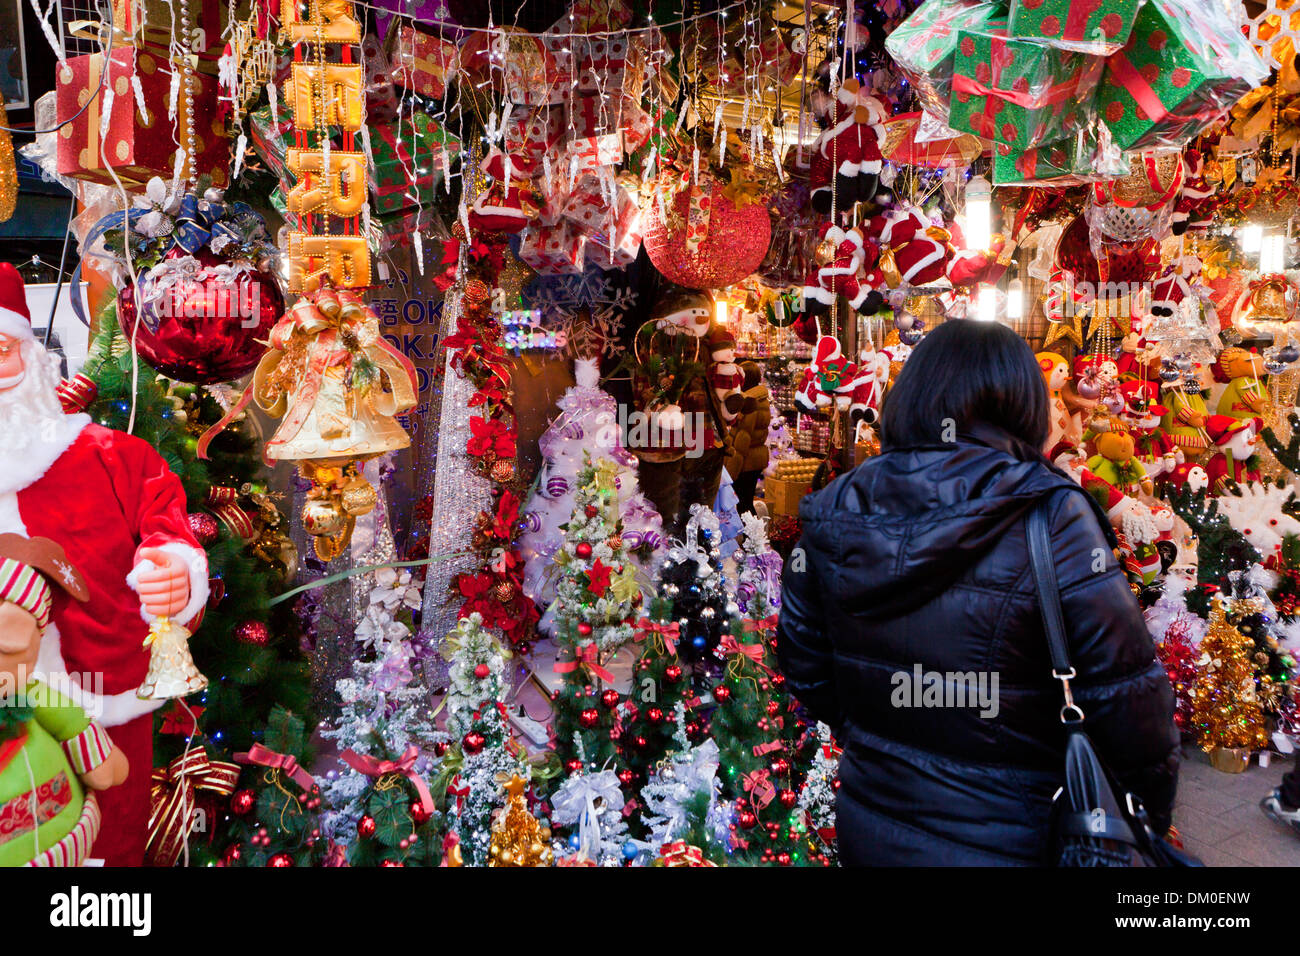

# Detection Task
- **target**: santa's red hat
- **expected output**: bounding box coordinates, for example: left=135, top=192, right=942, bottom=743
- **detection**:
left=1205, top=414, right=1258, bottom=446
left=1119, top=379, right=1166, bottom=417
left=0, top=263, right=32, bottom=341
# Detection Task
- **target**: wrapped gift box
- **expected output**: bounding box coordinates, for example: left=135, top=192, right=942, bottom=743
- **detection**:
left=519, top=220, right=586, bottom=274
left=947, top=22, right=1104, bottom=148
left=1006, top=0, right=1142, bottom=55
left=1097, top=0, right=1268, bottom=151
left=561, top=172, right=644, bottom=270
left=56, top=48, right=228, bottom=189
left=370, top=112, right=461, bottom=215
left=503, top=105, right=564, bottom=177
left=460, top=29, right=570, bottom=105
left=992, top=125, right=1126, bottom=185
left=108, top=0, right=224, bottom=75
left=884, top=0, right=1005, bottom=123
left=390, top=25, right=458, bottom=99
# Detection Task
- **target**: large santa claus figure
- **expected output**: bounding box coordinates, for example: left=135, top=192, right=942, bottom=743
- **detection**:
left=0, top=263, right=207, bottom=865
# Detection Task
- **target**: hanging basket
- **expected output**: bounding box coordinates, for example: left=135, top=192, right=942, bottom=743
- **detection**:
left=643, top=175, right=772, bottom=290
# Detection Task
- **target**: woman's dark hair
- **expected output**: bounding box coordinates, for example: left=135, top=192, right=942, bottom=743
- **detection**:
left=879, top=319, right=1049, bottom=451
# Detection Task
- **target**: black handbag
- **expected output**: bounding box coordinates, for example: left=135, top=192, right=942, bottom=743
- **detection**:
left=1026, top=499, right=1200, bottom=868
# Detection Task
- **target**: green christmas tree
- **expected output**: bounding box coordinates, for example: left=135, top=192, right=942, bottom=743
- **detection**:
left=549, top=457, right=642, bottom=782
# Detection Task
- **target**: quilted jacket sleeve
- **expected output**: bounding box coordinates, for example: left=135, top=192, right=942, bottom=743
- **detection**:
left=1047, top=489, right=1181, bottom=833
left=776, top=518, right=841, bottom=734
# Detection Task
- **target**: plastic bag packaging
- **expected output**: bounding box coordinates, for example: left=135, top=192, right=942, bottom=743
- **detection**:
left=884, top=0, right=1004, bottom=124
left=992, top=123, right=1128, bottom=186
left=1006, top=0, right=1146, bottom=56
left=1096, top=0, right=1269, bottom=151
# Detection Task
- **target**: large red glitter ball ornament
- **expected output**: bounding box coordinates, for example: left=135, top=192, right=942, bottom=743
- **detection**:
left=267, top=853, right=295, bottom=867
left=642, top=178, right=772, bottom=290
left=117, top=247, right=284, bottom=385
left=575, top=542, right=593, bottom=559
left=235, top=620, right=272, bottom=647
left=357, top=815, right=377, bottom=839
left=463, top=731, right=487, bottom=755
left=600, top=689, right=620, bottom=709
left=187, top=512, right=220, bottom=547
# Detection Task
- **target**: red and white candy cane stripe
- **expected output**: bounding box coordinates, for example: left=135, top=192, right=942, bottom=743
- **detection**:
left=61, top=722, right=115, bottom=776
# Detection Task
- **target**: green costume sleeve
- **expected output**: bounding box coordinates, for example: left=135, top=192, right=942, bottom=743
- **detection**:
left=24, top=680, right=92, bottom=744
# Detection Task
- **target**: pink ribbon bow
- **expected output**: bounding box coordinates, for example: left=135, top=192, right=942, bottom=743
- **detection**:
left=339, top=745, right=435, bottom=817
left=553, top=642, right=616, bottom=682
left=234, top=743, right=316, bottom=792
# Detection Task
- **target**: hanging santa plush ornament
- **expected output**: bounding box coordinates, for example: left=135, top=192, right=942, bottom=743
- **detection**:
left=808, top=78, right=886, bottom=213
left=945, top=225, right=1016, bottom=290
left=1204, top=414, right=1264, bottom=492
left=468, top=146, right=540, bottom=234
left=1172, top=147, right=1217, bottom=235
left=795, top=335, right=868, bottom=413
left=849, top=344, right=889, bottom=428
left=867, top=205, right=953, bottom=288
left=0, top=264, right=208, bottom=866
left=800, top=223, right=886, bottom=318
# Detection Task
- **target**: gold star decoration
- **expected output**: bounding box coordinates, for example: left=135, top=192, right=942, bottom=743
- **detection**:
left=1042, top=310, right=1086, bottom=349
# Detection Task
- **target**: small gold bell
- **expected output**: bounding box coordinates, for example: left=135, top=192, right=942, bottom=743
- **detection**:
left=339, top=478, right=378, bottom=517
left=136, top=617, right=208, bottom=701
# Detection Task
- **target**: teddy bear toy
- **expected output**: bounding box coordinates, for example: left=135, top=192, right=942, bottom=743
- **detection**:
left=1203, top=414, right=1263, bottom=493
left=1088, top=429, right=1153, bottom=498
left=0, top=534, right=128, bottom=866
left=1213, top=346, right=1268, bottom=421
left=808, top=78, right=886, bottom=214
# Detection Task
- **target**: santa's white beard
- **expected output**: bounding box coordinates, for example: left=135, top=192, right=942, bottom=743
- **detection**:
left=0, top=343, right=69, bottom=456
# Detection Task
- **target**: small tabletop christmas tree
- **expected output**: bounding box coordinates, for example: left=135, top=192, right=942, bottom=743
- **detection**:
left=1191, top=596, right=1271, bottom=760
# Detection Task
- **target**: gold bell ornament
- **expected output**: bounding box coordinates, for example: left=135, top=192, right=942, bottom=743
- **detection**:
left=198, top=286, right=418, bottom=559
left=1233, top=273, right=1299, bottom=338
left=136, top=617, right=208, bottom=701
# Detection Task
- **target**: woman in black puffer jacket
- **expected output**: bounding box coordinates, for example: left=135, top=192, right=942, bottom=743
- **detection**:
left=777, top=320, right=1179, bottom=866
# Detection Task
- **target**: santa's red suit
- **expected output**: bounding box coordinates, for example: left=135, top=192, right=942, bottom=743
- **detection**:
left=0, top=267, right=207, bottom=865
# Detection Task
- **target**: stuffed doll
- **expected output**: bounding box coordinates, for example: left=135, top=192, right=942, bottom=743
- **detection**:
left=849, top=344, right=890, bottom=428
left=801, top=223, right=885, bottom=318
left=867, top=205, right=953, bottom=288
left=808, top=79, right=886, bottom=213
left=1120, top=379, right=1181, bottom=480
left=1159, top=370, right=1212, bottom=457
left=1088, top=429, right=1153, bottom=498
left=795, top=335, right=869, bottom=413
left=0, top=534, right=128, bottom=867
left=468, top=147, right=540, bottom=234
left=1061, top=355, right=1104, bottom=448
left=1160, top=460, right=1210, bottom=497
left=1037, top=352, right=1073, bottom=451
left=1213, top=346, right=1268, bottom=420
left=1204, top=414, right=1263, bottom=493
left=630, top=285, right=743, bottom=535
left=0, top=264, right=206, bottom=866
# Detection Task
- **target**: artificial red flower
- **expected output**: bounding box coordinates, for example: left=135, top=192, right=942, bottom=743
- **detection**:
left=467, top=415, right=516, bottom=459
left=587, top=558, right=613, bottom=596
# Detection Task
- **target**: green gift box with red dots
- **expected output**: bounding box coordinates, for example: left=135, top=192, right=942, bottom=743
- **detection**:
left=1007, top=0, right=1143, bottom=55
left=946, top=22, right=1104, bottom=149
left=884, top=0, right=1004, bottom=124
left=991, top=126, right=1127, bottom=185
left=1096, top=0, right=1268, bottom=151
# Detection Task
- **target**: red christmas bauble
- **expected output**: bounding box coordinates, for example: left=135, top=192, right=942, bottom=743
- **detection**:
left=235, top=620, right=272, bottom=647
left=646, top=707, right=664, bottom=723
left=584, top=505, right=599, bottom=518
left=221, top=843, right=242, bottom=866
left=600, top=689, right=620, bottom=709
left=117, top=248, right=285, bottom=385
left=664, top=665, right=683, bottom=682
left=643, top=177, right=772, bottom=290
left=766, top=700, right=781, bottom=716
left=579, top=708, right=601, bottom=728
left=618, top=768, right=636, bottom=786
left=575, top=542, right=593, bottom=559
left=565, top=758, right=584, bottom=774
left=770, top=757, right=791, bottom=776
left=631, top=735, right=648, bottom=750
left=380, top=859, right=405, bottom=867
left=267, top=852, right=295, bottom=867
left=410, top=800, right=433, bottom=825
left=187, top=512, right=220, bottom=547
left=685, top=721, right=702, bottom=738
left=357, top=815, right=377, bottom=838
left=577, top=622, right=594, bottom=637
left=230, top=789, right=256, bottom=816
left=779, top=789, right=798, bottom=809
left=474, top=663, right=491, bottom=679
left=713, top=685, right=731, bottom=702
left=434, top=741, right=449, bottom=757
left=463, top=731, right=487, bottom=755
left=738, top=810, right=758, bottom=829
left=777, top=852, right=792, bottom=866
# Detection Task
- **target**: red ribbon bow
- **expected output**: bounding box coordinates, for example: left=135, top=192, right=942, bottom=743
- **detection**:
left=719, top=634, right=771, bottom=676
left=553, top=642, right=616, bottom=682
left=741, top=768, right=776, bottom=808
left=633, top=618, right=680, bottom=655
left=339, top=745, right=435, bottom=817
left=235, top=743, right=316, bottom=792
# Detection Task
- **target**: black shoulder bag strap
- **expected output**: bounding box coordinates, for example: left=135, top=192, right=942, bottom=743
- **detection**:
left=1026, top=497, right=1084, bottom=723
